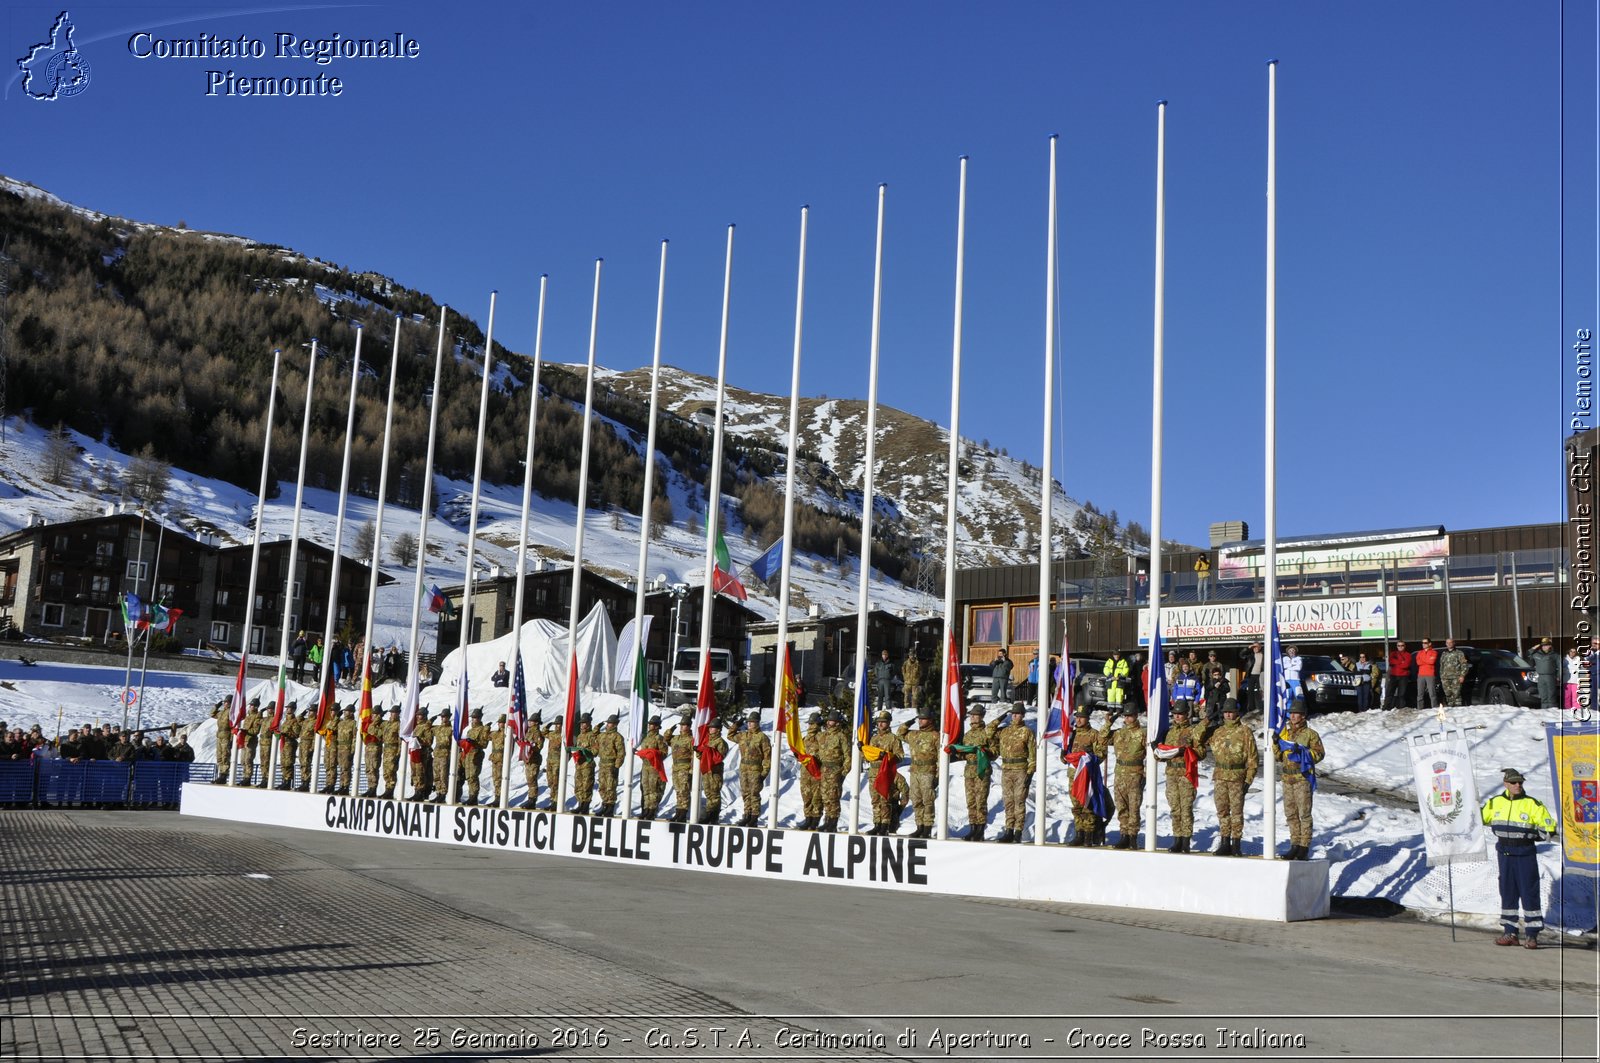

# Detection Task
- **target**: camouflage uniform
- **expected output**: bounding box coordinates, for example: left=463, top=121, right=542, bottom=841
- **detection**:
left=1108, top=710, right=1147, bottom=848
left=410, top=714, right=435, bottom=800
left=488, top=720, right=507, bottom=806
left=1159, top=708, right=1206, bottom=851
left=995, top=710, right=1036, bottom=842
left=238, top=706, right=263, bottom=786
left=666, top=715, right=695, bottom=820
left=699, top=728, right=729, bottom=823
left=459, top=711, right=490, bottom=804
left=813, top=718, right=851, bottom=830
left=1275, top=712, right=1325, bottom=859
left=275, top=706, right=299, bottom=789
left=430, top=714, right=453, bottom=804
left=635, top=718, right=667, bottom=818
left=1064, top=710, right=1111, bottom=846
left=1439, top=645, right=1470, bottom=708
left=1204, top=708, right=1259, bottom=855
left=210, top=701, right=233, bottom=784
left=360, top=717, right=382, bottom=797
left=378, top=710, right=401, bottom=797
left=334, top=709, right=359, bottom=794
left=901, top=657, right=923, bottom=716
left=863, top=714, right=905, bottom=834
left=255, top=710, right=275, bottom=788
left=572, top=719, right=597, bottom=813
left=727, top=714, right=771, bottom=826
left=896, top=715, right=942, bottom=837
left=592, top=717, right=627, bottom=815
left=797, top=714, right=825, bottom=827
left=542, top=722, right=562, bottom=809
left=520, top=717, right=544, bottom=808
left=954, top=709, right=996, bottom=840
left=295, top=710, right=317, bottom=791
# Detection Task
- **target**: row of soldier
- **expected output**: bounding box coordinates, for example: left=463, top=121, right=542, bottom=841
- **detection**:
left=206, top=692, right=1324, bottom=857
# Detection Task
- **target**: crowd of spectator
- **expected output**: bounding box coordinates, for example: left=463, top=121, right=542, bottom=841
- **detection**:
left=0, top=720, right=195, bottom=764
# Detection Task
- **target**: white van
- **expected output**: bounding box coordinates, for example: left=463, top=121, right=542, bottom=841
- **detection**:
left=665, top=647, right=736, bottom=707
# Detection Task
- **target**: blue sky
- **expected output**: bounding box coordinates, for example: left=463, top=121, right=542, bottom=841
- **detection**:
left=3, top=1, right=1591, bottom=548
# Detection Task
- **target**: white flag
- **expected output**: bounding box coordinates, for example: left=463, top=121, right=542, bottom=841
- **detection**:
left=1407, top=729, right=1489, bottom=866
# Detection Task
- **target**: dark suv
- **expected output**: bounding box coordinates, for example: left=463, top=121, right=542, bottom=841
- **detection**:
left=1455, top=646, right=1540, bottom=707
left=1299, top=655, right=1366, bottom=711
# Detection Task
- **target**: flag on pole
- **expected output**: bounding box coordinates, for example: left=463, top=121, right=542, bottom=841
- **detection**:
left=1147, top=620, right=1171, bottom=744
left=855, top=662, right=884, bottom=761
left=269, top=661, right=288, bottom=732
left=626, top=648, right=650, bottom=748
left=776, top=643, right=819, bottom=778
left=231, top=654, right=250, bottom=729
left=693, top=650, right=715, bottom=746
left=711, top=533, right=747, bottom=601
left=614, top=617, right=654, bottom=743
left=941, top=631, right=964, bottom=751
left=749, top=537, right=784, bottom=584
left=314, top=664, right=337, bottom=737
left=426, top=584, right=450, bottom=614
left=400, top=658, right=421, bottom=740
left=453, top=665, right=469, bottom=745
left=1046, top=654, right=1072, bottom=741
left=1268, top=611, right=1290, bottom=735
left=509, top=654, right=529, bottom=754
left=357, top=653, right=374, bottom=736
left=563, top=651, right=580, bottom=745
left=121, top=592, right=145, bottom=630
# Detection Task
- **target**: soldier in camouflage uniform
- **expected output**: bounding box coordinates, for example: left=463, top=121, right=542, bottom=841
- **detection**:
left=635, top=715, right=667, bottom=819
left=995, top=705, right=1037, bottom=843
left=409, top=710, right=435, bottom=801
left=665, top=711, right=696, bottom=822
left=542, top=719, right=562, bottom=810
left=295, top=707, right=317, bottom=792
left=1439, top=638, right=1470, bottom=708
left=901, top=654, right=923, bottom=718
left=727, top=712, right=771, bottom=827
left=1275, top=701, right=1325, bottom=860
left=334, top=706, right=359, bottom=795
left=1157, top=702, right=1205, bottom=852
left=1204, top=699, right=1258, bottom=856
left=859, top=711, right=902, bottom=834
left=702, top=721, right=732, bottom=823
left=210, top=698, right=234, bottom=784
left=1107, top=705, right=1147, bottom=849
left=359, top=711, right=382, bottom=797
left=953, top=705, right=996, bottom=841
left=488, top=715, right=508, bottom=806
left=458, top=708, right=490, bottom=805
left=812, top=712, right=851, bottom=832
left=379, top=707, right=401, bottom=798
left=895, top=709, right=942, bottom=838
left=238, top=698, right=263, bottom=786
left=520, top=713, right=544, bottom=808
left=593, top=714, right=627, bottom=816
left=274, top=701, right=299, bottom=790
left=797, top=712, right=825, bottom=829
left=255, top=704, right=276, bottom=788
left=572, top=716, right=597, bottom=814
left=1063, top=707, right=1111, bottom=846
left=430, top=710, right=453, bottom=804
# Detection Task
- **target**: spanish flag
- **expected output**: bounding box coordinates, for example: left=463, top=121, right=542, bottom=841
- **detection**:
left=776, top=643, right=818, bottom=778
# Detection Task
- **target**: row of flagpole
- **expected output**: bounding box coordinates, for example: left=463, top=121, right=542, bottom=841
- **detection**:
left=216, top=65, right=1289, bottom=850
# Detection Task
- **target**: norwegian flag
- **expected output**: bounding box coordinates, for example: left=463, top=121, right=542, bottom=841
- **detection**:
left=1046, top=639, right=1073, bottom=742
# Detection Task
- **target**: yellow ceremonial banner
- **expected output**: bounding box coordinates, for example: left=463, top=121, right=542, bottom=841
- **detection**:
left=779, top=646, right=805, bottom=758
left=1545, top=723, right=1600, bottom=874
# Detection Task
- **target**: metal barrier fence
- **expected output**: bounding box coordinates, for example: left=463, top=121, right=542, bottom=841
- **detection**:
left=0, top=760, right=213, bottom=809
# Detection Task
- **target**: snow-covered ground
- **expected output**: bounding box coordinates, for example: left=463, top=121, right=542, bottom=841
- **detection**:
left=3, top=649, right=1593, bottom=936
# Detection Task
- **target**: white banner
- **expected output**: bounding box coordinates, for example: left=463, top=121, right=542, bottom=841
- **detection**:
left=1406, top=729, right=1489, bottom=866
left=1137, top=596, right=1397, bottom=646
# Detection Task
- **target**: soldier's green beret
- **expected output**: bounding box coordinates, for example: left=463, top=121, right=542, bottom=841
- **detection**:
left=1288, top=700, right=1307, bottom=716
left=1171, top=703, right=1190, bottom=715
left=1120, top=705, right=1136, bottom=716
left=647, top=715, right=661, bottom=726
left=916, top=709, right=933, bottom=721
left=1008, top=703, right=1025, bottom=715
left=874, top=710, right=891, bottom=722
left=1073, top=707, right=1091, bottom=719
left=1222, top=698, right=1240, bottom=714
left=967, top=705, right=985, bottom=718
left=470, top=708, right=483, bottom=718
left=248, top=697, right=261, bottom=707
left=388, top=707, right=400, bottom=715
left=746, top=711, right=760, bottom=724
left=605, top=714, right=619, bottom=724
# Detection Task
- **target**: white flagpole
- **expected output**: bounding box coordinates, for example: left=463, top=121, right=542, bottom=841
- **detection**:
left=356, top=317, right=402, bottom=797
left=399, top=308, right=448, bottom=801
left=449, top=293, right=498, bottom=806
left=238, top=351, right=280, bottom=783
left=559, top=263, right=603, bottom=815
left=133, top=518, right=168, bottom=729
left=689, top=228, right=735, bottom=825
left=1263, top=60, right=1281, bottom=858
left=767, top=208, right=808, bottom=828
left=504, top=276, right=548, bottom=810
left=1034, top=136, right=1059, bottom=845
left=626, top=245, right=668, bottom=820
left=1143, top=103, right=1168, bottom=853
left=267, top=342, right=318, bottom=789
left=935, top=156, right=969, bottom=843
left=848, top=185, right=888, bottom=837
left=119, top=508, right=149, bottom=728
left=313, top=327, right=364, bottom=794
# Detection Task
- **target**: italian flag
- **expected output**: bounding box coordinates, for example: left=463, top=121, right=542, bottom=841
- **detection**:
left=711, top=533, right=747, bottom=601
left=627, top=644, right=649, bottom=746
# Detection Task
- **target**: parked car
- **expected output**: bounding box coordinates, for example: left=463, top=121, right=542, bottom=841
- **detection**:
left=1300, top=655, right=1364, bottom=712
left=959, top=663, right=997, bottom=703
left=1456, top=646, right=1540, bottom=707
left=1069, top=656, right=1110, bottom=709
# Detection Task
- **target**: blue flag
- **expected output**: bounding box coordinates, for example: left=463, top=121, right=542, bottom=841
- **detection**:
left=750, top=537, right=784, bottom=584
left=453, top=667, right=468, bottom=742
left=1147, top=620, right=1171, bottom=743
left=1268, top=612, right=1290, bottom=734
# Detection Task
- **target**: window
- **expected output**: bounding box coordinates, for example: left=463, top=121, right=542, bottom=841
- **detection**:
left=96, top=540, right=116, bottom=559
left=972, top=607, right=1003, bottom=644
left=214, top=589, right=230, bottom=607
left=52, top=535, right=69, bottom=552
left=90, top=575, right=111, bottom=595
left=156, top=581, right=175, bottom=600
left=47, top=571, right=64, bottom=590
left=249, top=626, right=266, bottom=655
left=1010, top=605, right=1039, bottom=643
left=125, top=561, right=148, bottom=581
left=211, top=622, right=231, bottom=644
left=41, top=603, right=65, bottom=627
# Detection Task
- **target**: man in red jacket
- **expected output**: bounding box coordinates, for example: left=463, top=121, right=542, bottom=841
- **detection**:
left=1414, top=638, right=1440, bottom=710
left=1386, top=641, right=1414, bottom=710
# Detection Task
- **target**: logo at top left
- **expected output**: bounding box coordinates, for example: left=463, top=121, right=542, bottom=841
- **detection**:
left=18, top=10, right=91, bottom=101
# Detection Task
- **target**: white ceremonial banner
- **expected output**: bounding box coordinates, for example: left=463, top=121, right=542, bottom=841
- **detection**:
left=1406, top=729, right=1489, bottom=866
